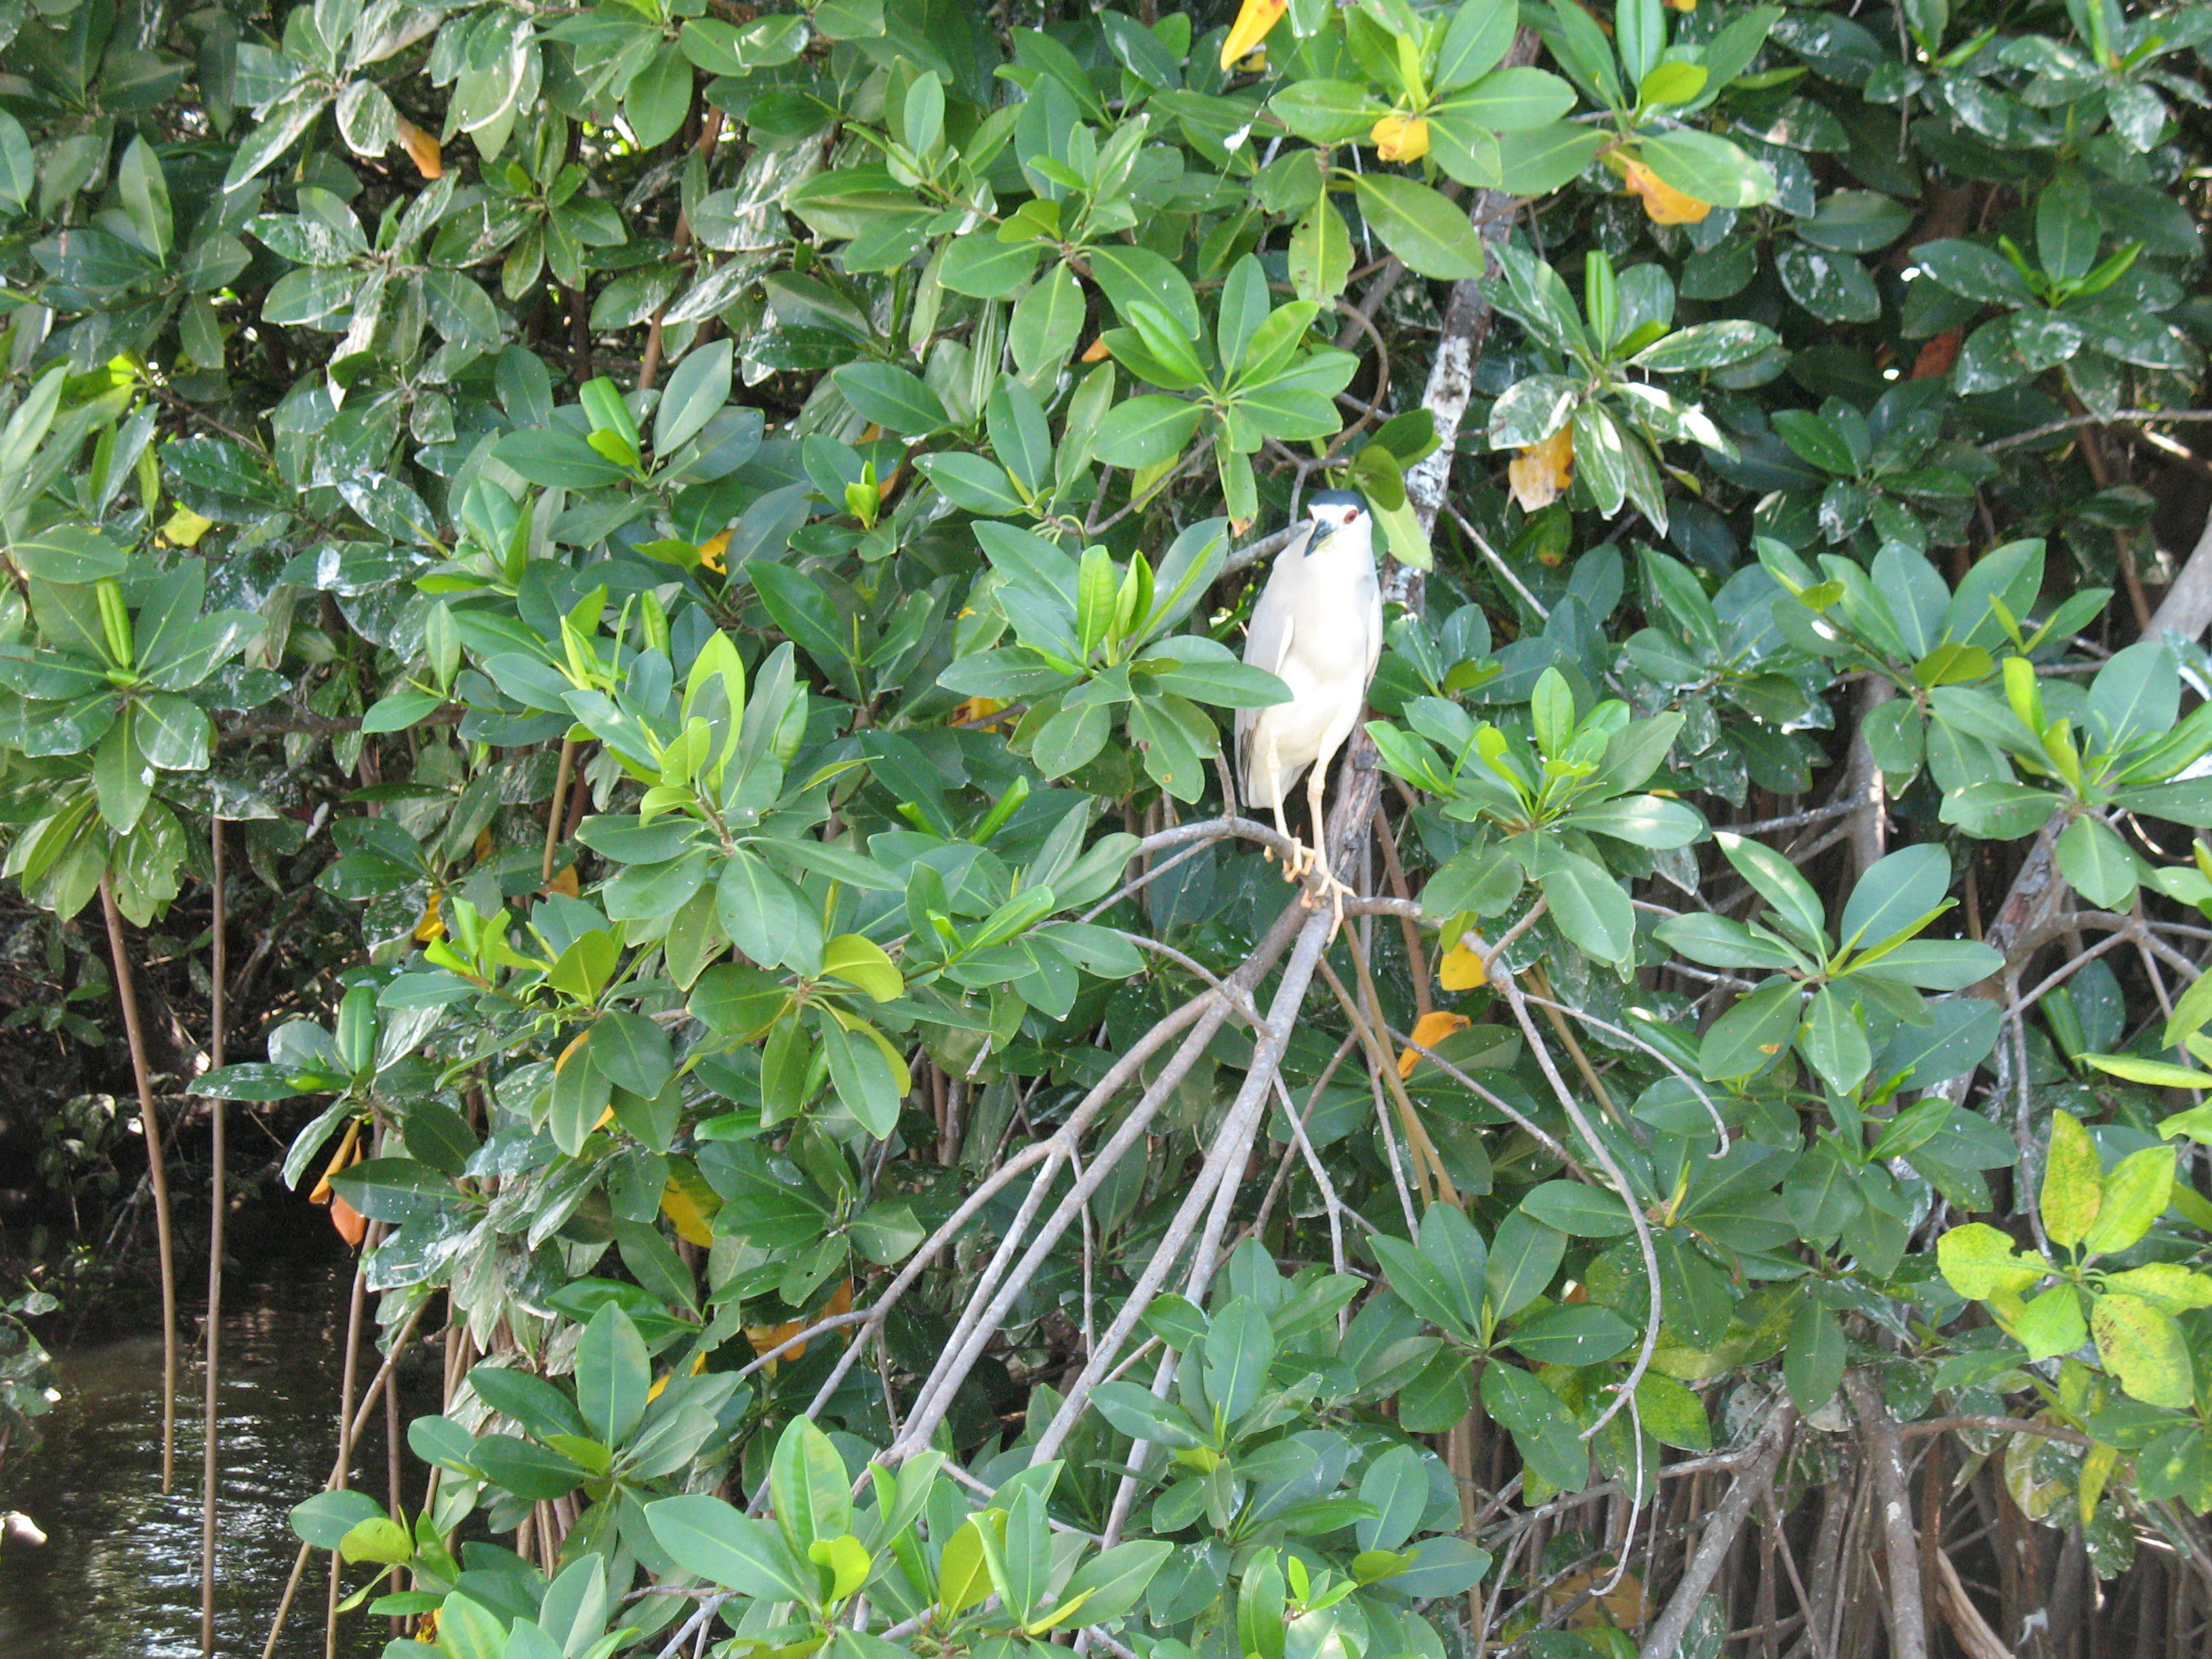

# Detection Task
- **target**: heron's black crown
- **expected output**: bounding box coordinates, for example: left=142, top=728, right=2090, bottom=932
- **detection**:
left=1306, top=489, right=1368, bottom=531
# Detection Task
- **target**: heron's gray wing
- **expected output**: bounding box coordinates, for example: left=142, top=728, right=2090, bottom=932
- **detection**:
left=1241, top=521, right=1311, bottom=680
left=1235, top=522, right=1312, bottom=804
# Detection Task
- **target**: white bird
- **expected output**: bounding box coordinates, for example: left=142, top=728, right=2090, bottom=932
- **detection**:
left=1235, top=490, right=1384, bottom=919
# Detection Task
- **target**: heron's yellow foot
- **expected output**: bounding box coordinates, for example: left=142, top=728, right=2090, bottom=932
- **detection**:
left=1279, top=838, right=1318, bottom=883
left=1294, top=862, right=1356, bottom=936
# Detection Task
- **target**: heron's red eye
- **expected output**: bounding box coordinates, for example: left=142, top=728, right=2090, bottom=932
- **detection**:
left=1342, top=510, right=1355, bottom=524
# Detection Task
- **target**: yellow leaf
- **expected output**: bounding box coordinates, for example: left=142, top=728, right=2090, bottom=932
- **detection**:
left=395, top=117, right=443, bottom=180
left=1080, top=335, right=1111, bottom=363
left=1218, top=0, right=1287, bottom=70
left=698, top=530, right=732, bottom=573
left=952, top=696, right=1009, bottom=731
left=473, top=827, right=494, bottom=863
left=1509, top=426, right=1575, bottom=513
left=546, top=865, right=580, bottom=897
left=1397, top=1010, right=1471, bottom=1078
left=1371, top=115, right=1431, bottom=163
left=555, top=1031, right=588, bottom=1075
left=1666, top=0, right=1695, bottom=11
left=647, top=1351, right=710, bottom=1403
left=1620, top=157, right=1712, bottom=224
left=309, top=1118, right=364, bottom=1204
left=413, top=897, right=446, bottom=943
left=1438, top=937, right=1489, bottom=991
left=660, top=1176, right=717, bottom=1246
left=159, top=506, right=213, bottom=548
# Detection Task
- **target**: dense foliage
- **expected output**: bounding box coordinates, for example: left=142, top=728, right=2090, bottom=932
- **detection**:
left=13, top=0, right=2212, bottom=1651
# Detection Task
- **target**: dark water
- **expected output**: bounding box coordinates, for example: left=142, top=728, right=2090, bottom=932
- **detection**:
left=0, top=1207, right=429, bottom=1658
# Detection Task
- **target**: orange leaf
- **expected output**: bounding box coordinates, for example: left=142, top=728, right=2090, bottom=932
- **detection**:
left=546, top=866, right=580, bottom=898
left=1549, top=1570, right=1654, bottom=1629
left=1397, top=1010, right=1471, bottom=1078
left=1218, top=0, right=1287, bottom=70
left=698, top=529, right=732, bottom=573
left=1371, top=115, right=1431, bottom=163
left=1438, top=937, right=1490, bottom=991
left=1620, top=157, right=1711, bottom=225
left=1080, top=335, right=1111, bottom=363
left=1912, top=327, right=1963, bottom=380
left=1509, top=426, right=1576, bottom=513
left=330, top=1192, right=367, bottom=1248
left=743, top=1279, right=855, bottom=1368
left=396, top=117, right=443, bottom=180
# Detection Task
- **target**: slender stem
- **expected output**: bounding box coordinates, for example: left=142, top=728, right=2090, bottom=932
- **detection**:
left=200, top=821, right=228, bottom=1656
left=101, top=871, right=177, bottom=1494
left=1844, top=1369, right=1928, bottom=1659
left=258, top=1294, right=432, bottom=1659
left=327, top=1240, right=371, bottom=1659
left=1635, top=1404, right=1795, bottom=1659
left=544, top=736, right=578, bottom=885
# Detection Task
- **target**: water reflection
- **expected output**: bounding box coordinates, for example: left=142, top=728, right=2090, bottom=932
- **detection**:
left=0, top=1209, right=424, bottom=1658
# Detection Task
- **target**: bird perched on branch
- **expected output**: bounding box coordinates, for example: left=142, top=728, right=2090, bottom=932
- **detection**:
left=1235, top=490, right=1383, bottom=922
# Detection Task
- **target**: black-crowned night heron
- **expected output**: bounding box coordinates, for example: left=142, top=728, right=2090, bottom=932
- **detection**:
left=1236, top=489, right=1382, bottom=918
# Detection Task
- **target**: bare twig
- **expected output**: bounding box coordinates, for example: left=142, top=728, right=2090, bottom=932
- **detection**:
left=102, top=872, right=177, bottom=1494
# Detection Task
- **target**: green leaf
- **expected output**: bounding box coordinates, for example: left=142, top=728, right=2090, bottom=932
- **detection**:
left=1639, top=130, right=1776, bottom=209
left=1783, top=1298, right=1843, bottom=1413
left=1799, top=986, right=1872, bottom=1095
left=1434, top=0, right=1517, bottom=90
left=1839, top=843, right=1952, bottom=950
left=291, top=1489, right=386, bottom=1549
left=1350, top=175, right=1488, bottom=279
left=580, top=1010, right=674, bottom=1100
left=1524, top=839, right=1634, bottom=964
left=13, top=525, right=128, bottom=583
left=575, top=1303, right=649, bottom=1447
left=770, top=1416, right=852, bottom=1553
left=1518, top=1180, right=1635, bottom=1237
left=1479, top=1364, right=1586, bottom=1492
left=1508, top=1303, right=1635, bottom=1366
left=1089, top=1380, right=1206, bottom=1448
left=2057, top=815, right=2139, bottom=911
left=1712, top=831, right=1826, bottom=948
left=830, top=363, right=949, bottom=436
left=1486, top=1209, right=1565, bottom=1322
left=1091, top=396, right=1204, bottom=469
left=1699, top=979, right=1802, bottom=1080
left=655, top=339, right=734, bottom=456
left=1203, top=1296, right=1275, bottom=1422
left=1419, top=1201, right=1491, bottom=1332
left=2083, top=1053, right=2212, bottom=1090
left=647, top=1495, right=819, bottom=1603
left=940, top=234, right=1044, bottom=299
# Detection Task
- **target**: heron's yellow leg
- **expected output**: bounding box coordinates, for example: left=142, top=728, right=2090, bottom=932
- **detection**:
left=1263, top=734, right=1312, bottom=880
left=1300, top=749, right=1353, bottom=930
